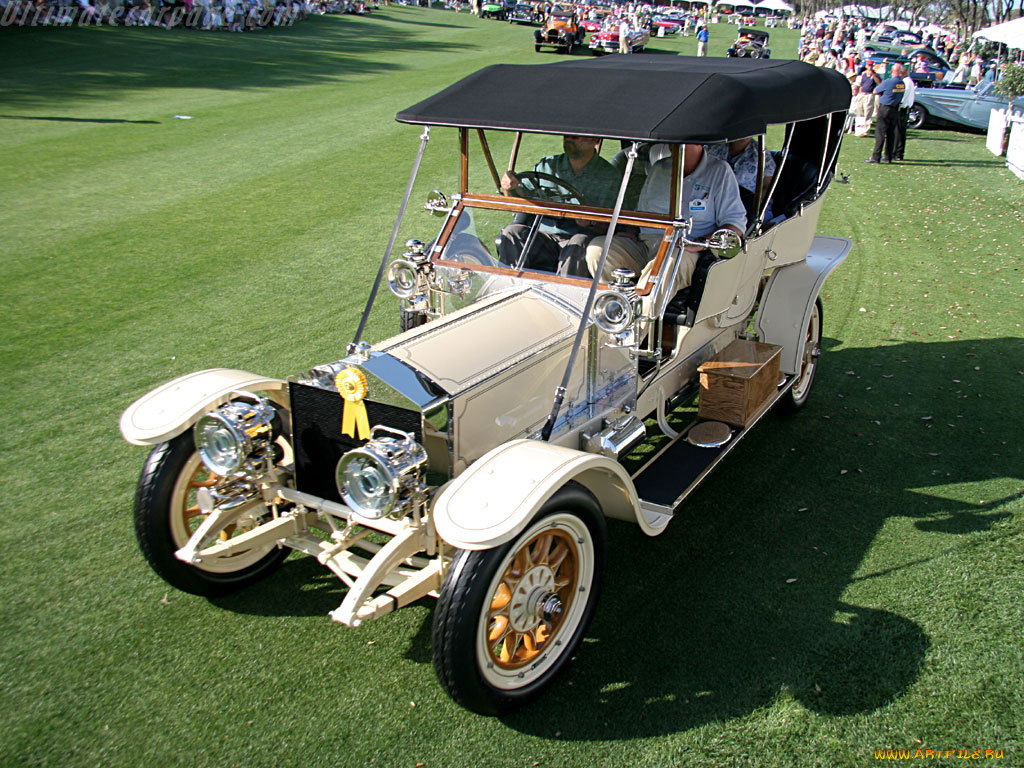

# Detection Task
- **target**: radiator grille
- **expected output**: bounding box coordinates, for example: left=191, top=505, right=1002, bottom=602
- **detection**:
left=289, top=382, right=422, bottom=504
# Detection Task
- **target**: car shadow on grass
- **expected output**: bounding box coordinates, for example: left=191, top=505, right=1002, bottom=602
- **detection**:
left=897, top=159, right=1005, bottom=168
left=0, top=114, right=161, bottom=124
left=212, top=336, right=1021, bottom=736
left=501, top=335, right=1022, bottom=738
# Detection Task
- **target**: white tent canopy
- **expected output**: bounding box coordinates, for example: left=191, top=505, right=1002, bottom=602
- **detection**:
left=921, top=23, right=952, bottom=36
left=972, top=16, right=1024, bottom=49
left=756, top=0, right=794, bottom=12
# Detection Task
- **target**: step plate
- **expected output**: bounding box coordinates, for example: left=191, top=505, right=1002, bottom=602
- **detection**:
left=633, top=430, right=733, bottom=507
left=633, top=374, right=796, bottom=512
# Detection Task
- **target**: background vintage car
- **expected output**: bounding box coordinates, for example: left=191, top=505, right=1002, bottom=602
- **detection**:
left=507, top=1, right=539, bottom=24
left=579, top=8, right=610, bottom=32
left=726, top=27, right=770, bottom=58
left=649, top=15, right=681, bottom=35
left=868, top=28, right=926, bottom=51
left=588, top=23, right=649, bottom=53
left=534, top=10, right=583, bottom=52
left=860, top=47, right=951, bottom=82
left=910, top=79, right=1024, bottom=130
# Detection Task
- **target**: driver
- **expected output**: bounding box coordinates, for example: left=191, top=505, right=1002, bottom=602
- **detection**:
left=497, top=134, right=622, bottom=273
left=585, top=143, right=745, bottom=290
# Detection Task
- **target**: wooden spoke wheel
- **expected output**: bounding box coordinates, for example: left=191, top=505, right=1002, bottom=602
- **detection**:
left=432, top=484, right=605, bottom=715
left=784, top=297, right=822, bottom=412
left=133, top=431, right=288, bottom=596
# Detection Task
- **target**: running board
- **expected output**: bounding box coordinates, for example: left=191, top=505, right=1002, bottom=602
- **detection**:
left=634, top=375, right=797, bottom=517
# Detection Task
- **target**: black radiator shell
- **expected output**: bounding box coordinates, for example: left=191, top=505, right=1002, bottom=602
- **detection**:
left=289, top=382, right=423, bottom=504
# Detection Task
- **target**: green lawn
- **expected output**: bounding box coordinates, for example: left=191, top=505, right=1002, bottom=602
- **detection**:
left=1, top=13, right=1021, bottom=768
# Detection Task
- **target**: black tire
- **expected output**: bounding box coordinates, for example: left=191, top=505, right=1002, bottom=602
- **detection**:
left=907, top=104, right=926, bottom=130
left=133, top=431, right=289, bottom=596
left=781, top=297, right=822, bottom=413
left=432, top=483, right=606, bottom=715
left=535, top=43, right=541, bottom=52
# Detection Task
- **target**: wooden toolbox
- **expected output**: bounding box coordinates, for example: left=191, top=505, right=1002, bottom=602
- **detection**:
left=698, top=340, right=783, bottom=428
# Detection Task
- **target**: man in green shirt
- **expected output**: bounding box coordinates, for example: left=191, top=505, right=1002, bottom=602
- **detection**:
left=497, top=135, right=622, bottom=274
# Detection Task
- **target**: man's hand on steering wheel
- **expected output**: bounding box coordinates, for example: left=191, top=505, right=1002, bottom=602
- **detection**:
left=500, top=171, right=522, bottom=196
left=504, top=171, right=584, bottom=205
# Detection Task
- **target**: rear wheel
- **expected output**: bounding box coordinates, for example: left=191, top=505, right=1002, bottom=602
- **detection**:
left=782, top=298, right=822, bottom=413
left=432, top=484, right=606, bottom=715
left=907, top=104, right=926, bottom=129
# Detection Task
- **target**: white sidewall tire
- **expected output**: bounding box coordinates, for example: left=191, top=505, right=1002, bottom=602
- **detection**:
left=475, top=512, right=596, bottom=691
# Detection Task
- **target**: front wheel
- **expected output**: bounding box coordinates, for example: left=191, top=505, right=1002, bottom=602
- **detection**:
left=534, top=43, right=541, bottom=52
left=782, top=298, right=822, bottom=413
left=133, top=431, right=289, bottom=596
left=432, top=484, right=606, bottom=715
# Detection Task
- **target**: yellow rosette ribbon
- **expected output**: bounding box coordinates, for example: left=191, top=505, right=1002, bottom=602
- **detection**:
left=335, top=367, right=371, bottom=441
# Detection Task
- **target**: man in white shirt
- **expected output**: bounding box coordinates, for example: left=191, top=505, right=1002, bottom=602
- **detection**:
left=585, top=143, right=746, bottom=291
left=895, top=64, right=916, bottom=161
left=618, top=17, right=631, bottom=54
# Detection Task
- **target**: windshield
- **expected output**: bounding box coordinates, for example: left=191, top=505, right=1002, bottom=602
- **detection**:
left=435, top=202, right=646, bottom=284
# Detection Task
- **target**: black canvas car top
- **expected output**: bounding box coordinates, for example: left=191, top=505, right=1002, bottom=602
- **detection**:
left=396, top=55, right=852, bottom=143
left=736, top=27, right=769, bottom=40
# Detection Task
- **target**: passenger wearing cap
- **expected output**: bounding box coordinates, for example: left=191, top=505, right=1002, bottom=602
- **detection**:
left=584, top=143, right=746, bottom=290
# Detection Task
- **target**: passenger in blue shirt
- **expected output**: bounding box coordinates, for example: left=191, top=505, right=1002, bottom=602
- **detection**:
left=867, top=64, right=907, bottom=164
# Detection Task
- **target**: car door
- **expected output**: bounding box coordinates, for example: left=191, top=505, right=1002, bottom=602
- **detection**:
left=960, top=82, right=1003, bottom=129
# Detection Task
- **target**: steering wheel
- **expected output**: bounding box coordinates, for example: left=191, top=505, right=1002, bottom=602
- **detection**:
left=513, top=171, right=584, bottom=205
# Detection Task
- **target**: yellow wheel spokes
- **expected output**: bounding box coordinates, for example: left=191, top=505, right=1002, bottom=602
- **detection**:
left=179, top=465, right=244, bottom=550
left=487, top=528, right=579, bottom=670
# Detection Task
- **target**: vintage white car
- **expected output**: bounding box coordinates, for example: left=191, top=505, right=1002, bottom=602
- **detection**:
left=120, top=56, right=852, bottom=715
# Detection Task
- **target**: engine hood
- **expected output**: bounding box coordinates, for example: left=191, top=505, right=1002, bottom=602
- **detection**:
left=378, top=288, right=581, bottom=397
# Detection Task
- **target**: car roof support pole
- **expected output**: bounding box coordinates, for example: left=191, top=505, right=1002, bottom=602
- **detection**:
left=817, top=111, right=844, bottom=195
left=507, top=131, right=522, bottom=175
left=540, top=142, right=639, bottom=442
left=349, top=126, right=431, bottom=353
left=752, top=122, right=793, bottom=233
left=753, top=134, right=765, bottom=231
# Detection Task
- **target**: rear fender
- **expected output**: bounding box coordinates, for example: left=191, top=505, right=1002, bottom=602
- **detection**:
left=120, top=368, right=288, bottom=446
left=756, top=235, right=852, bottom=375
left=432, top=439, right=662, bottom=550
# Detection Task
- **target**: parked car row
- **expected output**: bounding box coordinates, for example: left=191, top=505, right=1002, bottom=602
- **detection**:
left=860, top=46, right=952, bottom=83
left=533, top=9, right=652, bottom=54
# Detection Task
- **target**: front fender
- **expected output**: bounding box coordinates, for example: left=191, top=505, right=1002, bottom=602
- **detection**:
left=120, top=368, right=287, bottom=446
left=432, top=439, right=661, bottom=551
left=757, top=234, right=852, bottom=375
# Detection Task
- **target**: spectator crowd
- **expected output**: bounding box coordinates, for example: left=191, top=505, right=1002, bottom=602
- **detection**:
left=1, top=0, right=377, bottom=30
